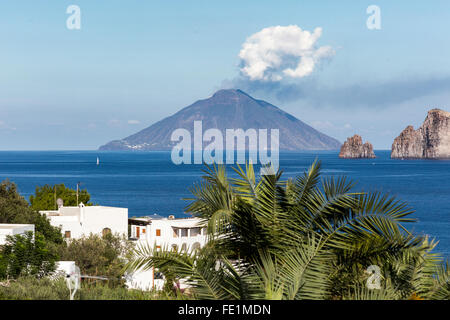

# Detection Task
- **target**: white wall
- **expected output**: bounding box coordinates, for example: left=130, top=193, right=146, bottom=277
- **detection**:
left=127, top=218, right=208, bottom=291
left=0, top=224, right=35, bottom=245
left=126, top=267, right=155, bottom=291
left=43, top=206, right=128, bottom=239
left=81, top=206, right=128, bottom=237
left=132, top=218, right=207, bottom=251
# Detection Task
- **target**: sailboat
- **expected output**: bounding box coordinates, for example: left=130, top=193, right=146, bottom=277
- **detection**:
left=96, top=157, right=100, bottom=166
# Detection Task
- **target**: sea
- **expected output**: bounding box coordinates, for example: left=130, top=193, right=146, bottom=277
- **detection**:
left=0, top=150, right=449, bottom=256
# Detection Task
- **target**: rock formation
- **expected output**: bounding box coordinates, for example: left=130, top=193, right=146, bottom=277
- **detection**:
left=391, top=109, right=450, bottom=159
left=339, top=135, right=376, bottom=159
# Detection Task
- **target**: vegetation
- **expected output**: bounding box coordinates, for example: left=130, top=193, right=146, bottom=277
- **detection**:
left=0, top=232, right=58, bottom=279
left=0, top=276, right=168, bottom=300
left=0, top=180, right=144, bottom=299
left=0, top=231, right=147, bottom=299
left=29, top=183, right=92, bottom=211
left=0, top=276, right=69, bottom=300
left=0, top=180, right=63, bottom=246
left=57, top=233, right=134, bottom=287
left=128, top=161, right=450, bottom=300
left=2, top=163, right=450, bottom=300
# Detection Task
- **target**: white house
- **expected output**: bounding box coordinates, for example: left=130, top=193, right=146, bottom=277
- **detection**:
left=40, top=203, right=128, bottom=240
left=0, top=224, right=35, bottom=245
left=126, top=215, right=208, bottom=291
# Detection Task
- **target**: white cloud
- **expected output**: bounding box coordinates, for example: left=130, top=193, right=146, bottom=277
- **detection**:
left=312, top=121, right=352, bottom=131
left=311, top=120, right=334, bottom=130
left=239, top=25, right=334, bottom=82
left=127, top=120, right=140, bottom=125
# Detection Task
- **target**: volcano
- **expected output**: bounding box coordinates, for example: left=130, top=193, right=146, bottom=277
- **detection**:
left=99, top=89, right=341, bottom=151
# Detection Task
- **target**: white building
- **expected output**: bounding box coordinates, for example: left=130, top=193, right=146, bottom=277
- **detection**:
left=40, top=203, right=128, bottom=240
left=0, top=224, right=35, bottom=245
left=127, top=215, right=208, bottom=291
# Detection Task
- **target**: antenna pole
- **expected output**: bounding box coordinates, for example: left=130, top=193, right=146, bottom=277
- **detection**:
left=76, top=182, right=79, bottom=206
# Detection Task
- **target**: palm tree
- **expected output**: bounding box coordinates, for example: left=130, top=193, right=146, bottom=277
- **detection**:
left=127, top=161, right=450, bottom=300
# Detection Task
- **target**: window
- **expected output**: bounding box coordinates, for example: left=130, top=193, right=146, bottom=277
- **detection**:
left=190, top=227, right=201, bottom=237
left=181, top=229, right=188, bottom=237
left=173, top=228, right=178, bottom=238
left=64, top=231, right=71, bottom=239
left=102, top=228, right=111, bottom=237
left=156, top=229, right=161, bottom=237
left=202, top=227, right=207, bottom=235
left=142, top=228, right=146, bottom=234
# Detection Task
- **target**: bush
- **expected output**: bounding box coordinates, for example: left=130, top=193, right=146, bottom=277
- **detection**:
left=77, top=282, right=160, bottom=300
left=0, top=276, right=69, bottom=300
left=0, top=232, right=58, bottom=279
left=0, top=276, right=183, bottom=300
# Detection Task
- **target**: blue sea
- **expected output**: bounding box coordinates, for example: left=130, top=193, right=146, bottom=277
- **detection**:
left=0, top=150, right=449, bottom=256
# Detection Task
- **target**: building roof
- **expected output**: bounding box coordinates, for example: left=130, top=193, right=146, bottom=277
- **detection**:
left=129, top=216, right=204, bottom=228
left=40, top=205, right=127, bottom=217
left=128, top=217, right=151, bottom=226
left=0, top=224, right=34, bottom=230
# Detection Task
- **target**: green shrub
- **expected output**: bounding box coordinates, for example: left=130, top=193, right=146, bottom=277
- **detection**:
left=0, top=276, right=69, bottom=300
left=77, top=282, right=159, bottom=300
left=0, top=232, right=58, bottom=279
left=0, top=276, right=180, bottom=300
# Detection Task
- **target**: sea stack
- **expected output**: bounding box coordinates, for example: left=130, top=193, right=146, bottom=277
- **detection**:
left=339, top=135, right=376, bottom=159
left=391, top=109, right=450, bottom=159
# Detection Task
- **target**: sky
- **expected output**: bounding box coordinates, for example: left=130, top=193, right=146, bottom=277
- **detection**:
left=1, top=0, right=450, bottom=150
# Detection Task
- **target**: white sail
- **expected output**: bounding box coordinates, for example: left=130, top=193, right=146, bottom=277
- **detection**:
left=96, top=157, right=100, bottom=165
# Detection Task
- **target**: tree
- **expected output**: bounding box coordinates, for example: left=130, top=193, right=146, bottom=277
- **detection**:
left=0, top=180, right=63, bottom=245
left=0, top=179, right=33, bottom=223
left=0, top=232, right=58, bottom=279
left=127, top=162, right=450, bottom=300
left=29, top=183, right=92, bottom=211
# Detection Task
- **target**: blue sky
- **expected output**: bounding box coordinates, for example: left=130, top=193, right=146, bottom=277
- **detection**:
left=1, top=0, right=450, bottom=149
